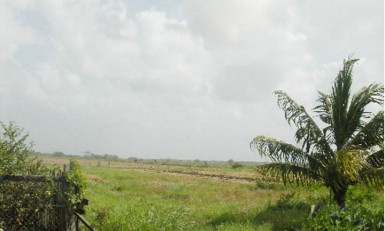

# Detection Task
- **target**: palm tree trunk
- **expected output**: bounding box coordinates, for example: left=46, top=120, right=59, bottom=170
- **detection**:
left=332, top=187, right=348, bottom=208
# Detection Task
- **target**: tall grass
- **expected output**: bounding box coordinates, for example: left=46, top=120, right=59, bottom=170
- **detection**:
left=42, top=157, right=382, bottom=230
left=81, top=165, right=316, bottom=230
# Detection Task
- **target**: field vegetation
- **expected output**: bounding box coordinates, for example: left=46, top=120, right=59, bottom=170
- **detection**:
left=42, top=155, right=383, bottom=230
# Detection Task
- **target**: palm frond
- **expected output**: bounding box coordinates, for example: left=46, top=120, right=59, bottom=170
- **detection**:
left=365, top=144, right=384, bottom=168
left=274, top=90, right=333, bottom=156
left=358, top=144, right=384, bottom=186
left=343, top=84, right=384, bottom=146
left=314, top=91, right=333, bottom=125
left=260, top=163, right=321, bottom=185
left=359, top=143, right=384, bottom=186
left=350, top=83, right=384, bottom=108
left=251, top=135, right=306, bottom=164
left=250, top=135, right=326, bottom=171
left=359, top=168, right=384, bottom=186
left=348, top=111, right=384, bottom=148
left=330, top=58, right=359, bottom=150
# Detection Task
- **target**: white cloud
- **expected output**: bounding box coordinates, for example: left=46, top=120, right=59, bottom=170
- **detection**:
left=184, top=0, right=313, bottom=102
left=0, top=0, right=382, bottom=161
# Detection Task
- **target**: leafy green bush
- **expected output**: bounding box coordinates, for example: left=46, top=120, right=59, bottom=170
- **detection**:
left=65, top=159, right=88, bottom=213
left=0, top=121, right=47, bottom=175
left=0, top=121, right=88, bottom=229
left=231, top=163, right=244, bottom=169
left=302, top=203, right=384, bottom=231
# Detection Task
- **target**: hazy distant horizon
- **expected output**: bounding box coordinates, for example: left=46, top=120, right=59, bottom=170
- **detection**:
left=36, top=150, right=270, bottom=163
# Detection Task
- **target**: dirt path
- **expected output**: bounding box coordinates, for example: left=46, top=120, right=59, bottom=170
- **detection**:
left=128, top=168, right=260, bottom=183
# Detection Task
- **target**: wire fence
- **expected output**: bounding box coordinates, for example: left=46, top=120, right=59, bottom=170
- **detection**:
left=0, top=166, right=93, bottom=230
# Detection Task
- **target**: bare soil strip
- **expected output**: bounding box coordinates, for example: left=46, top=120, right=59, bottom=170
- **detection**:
left=163, top=170, right=258, bottom=182
left=128, top=168, right=261, bottom=183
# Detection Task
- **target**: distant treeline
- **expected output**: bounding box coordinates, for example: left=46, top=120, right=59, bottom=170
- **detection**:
left=32, top=151, right=120, bottom=161
left=32, top=151, right=265, bottom=166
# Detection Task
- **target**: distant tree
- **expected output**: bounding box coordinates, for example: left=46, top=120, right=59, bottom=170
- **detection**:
left=250, top=58, right=384, bottom=208
left=231, top=163, right=244, bottom=169
left=0, top=121, right=46, bottom=175
left=128, top=157, right=139, bottom=163
left=53, top=151, right=65, bottom=157
left=102, top=154, right=119, bottom=160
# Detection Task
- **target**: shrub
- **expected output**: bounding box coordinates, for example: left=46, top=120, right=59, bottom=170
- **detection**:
left=0, top=122, right=88, bottom=229
left=0, top=121, right=47, bottom=175
left=65, top=159, right=87, bottom=213
left=231, top=163, right=244, bottom=169
left=302, top=203, right=384, bottom=231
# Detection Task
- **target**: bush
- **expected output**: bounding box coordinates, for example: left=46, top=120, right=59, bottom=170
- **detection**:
left=302, top=203, right=384, bottom=231
left=231, top=163, right=244, bottom=169
left=65, top=159, right=87, bottom=213
left=0, top=121, right=46, bottom=175
left=0, top=121, right=88, bottom=230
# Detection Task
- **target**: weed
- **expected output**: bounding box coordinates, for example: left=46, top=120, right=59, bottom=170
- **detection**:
left=254, top=193, right=311, bottom=231
left=302, top=203, right=384, bottom=231
left=254, top=181, right=285, bottom=191
left=39, top=157, right=383, bottom=231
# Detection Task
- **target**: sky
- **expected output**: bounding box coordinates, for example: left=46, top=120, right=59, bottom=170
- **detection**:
left=0, top=0, right=383, bottom=161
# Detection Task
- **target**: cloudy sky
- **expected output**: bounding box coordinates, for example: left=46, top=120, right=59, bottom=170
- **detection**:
left=1, top=0, right=383, bottom=161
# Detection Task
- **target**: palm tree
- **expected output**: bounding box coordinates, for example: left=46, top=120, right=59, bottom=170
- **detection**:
left=250, top=58, right=384, bottom=208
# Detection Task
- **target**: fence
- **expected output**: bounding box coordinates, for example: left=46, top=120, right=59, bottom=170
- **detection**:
left=0, top=164, right=93, bottom=231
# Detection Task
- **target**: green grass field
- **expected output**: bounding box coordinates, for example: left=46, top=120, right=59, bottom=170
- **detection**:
left=43, top=157, right=384, bottom=230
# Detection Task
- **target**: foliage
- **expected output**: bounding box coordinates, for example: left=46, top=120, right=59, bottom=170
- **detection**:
left=0, top=121, right=47, bottom=175
left=0, top=179, right=60, bottom=229
left=255, top=193, right=311, bottom=231
left=254, top=181, right=285, bottom=191
left=84, top=152, right=120, bottom=160
left=231, top=162, right=244, bottom=169
left=65, top=159, right=87, bottom=213
left=302, top=203, right=384, bottom=231
left=0, top=121, right=89, bottom=229
left=37, top=155, right=382, bottom=230
left=83, top=165, right=283, bottom=230
left=91, top=205, right=196, bottom=230
left=250, top=57, right=384, bottom=207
